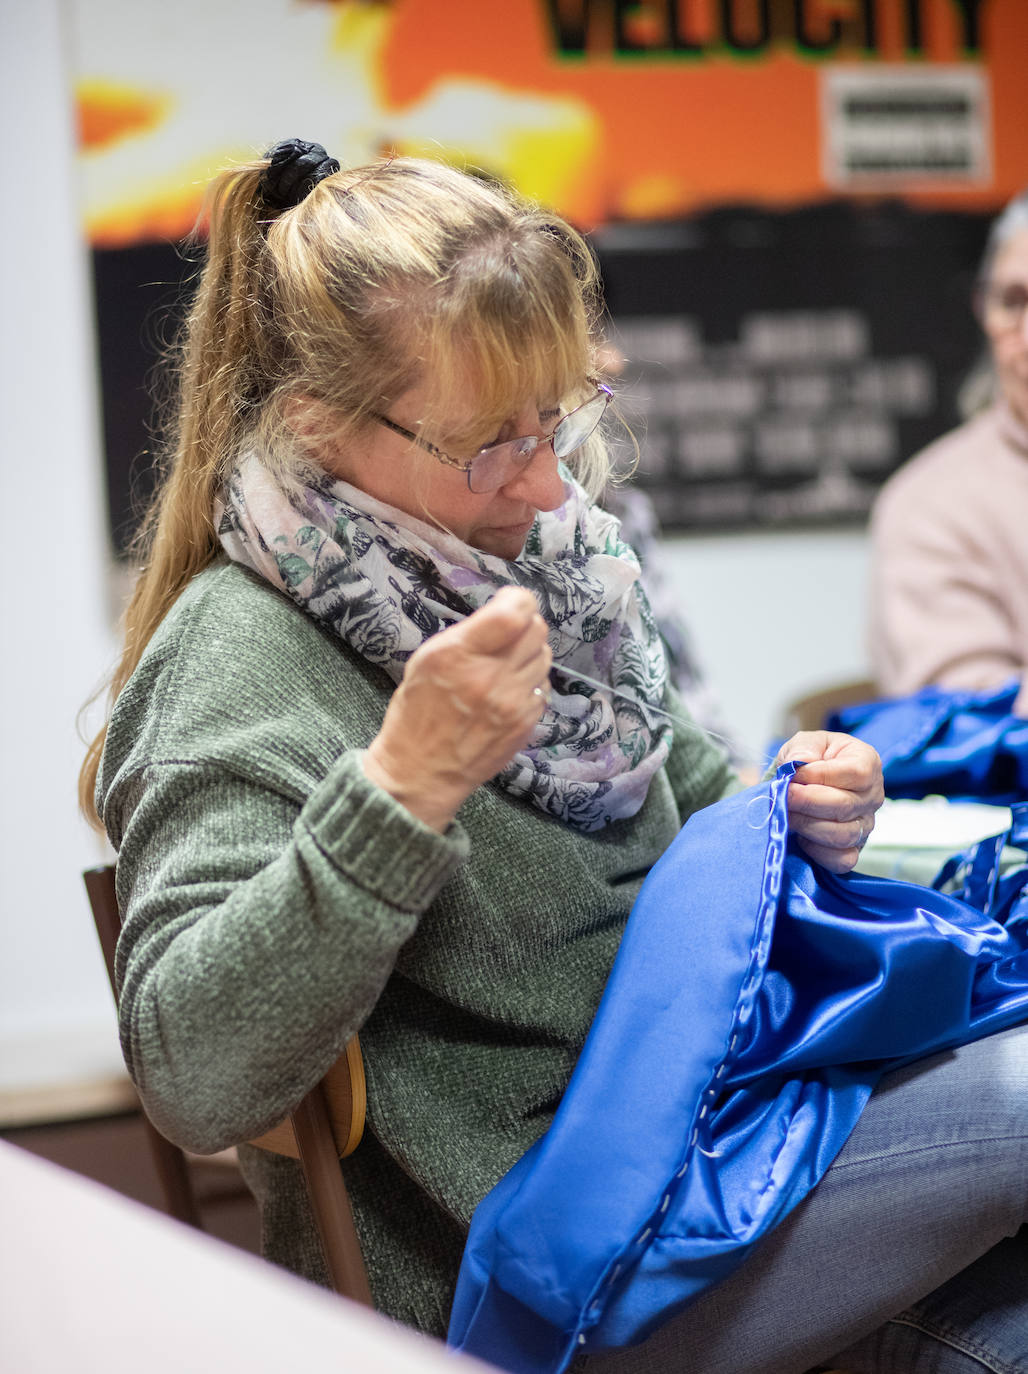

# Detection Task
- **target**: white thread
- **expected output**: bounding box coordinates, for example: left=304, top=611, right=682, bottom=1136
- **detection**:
left=745, top=791, right=774, bottom=830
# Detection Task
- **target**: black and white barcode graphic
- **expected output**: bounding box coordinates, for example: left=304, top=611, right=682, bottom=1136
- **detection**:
left=822, top=66, right=991, bottom=186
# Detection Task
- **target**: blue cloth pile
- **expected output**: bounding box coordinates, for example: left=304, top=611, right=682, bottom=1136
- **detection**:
left=449, top=755, right=1028, bottom=1374
left=827, top=678, right=1028, bottom=803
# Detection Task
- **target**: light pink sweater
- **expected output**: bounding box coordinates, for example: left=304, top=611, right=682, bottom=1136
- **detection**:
left=868, top=402, right=1028, bottom=715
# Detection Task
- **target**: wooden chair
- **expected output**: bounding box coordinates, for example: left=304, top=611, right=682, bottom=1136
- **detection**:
left=779, top=677, right=878, bottom=737
left=83, top=864, right=372, bottom=1306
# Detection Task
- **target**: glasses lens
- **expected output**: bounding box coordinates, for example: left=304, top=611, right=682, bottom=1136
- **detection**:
left=552, top=389, right=610, bottom=460
left=467, top=436, right=540, bottom=494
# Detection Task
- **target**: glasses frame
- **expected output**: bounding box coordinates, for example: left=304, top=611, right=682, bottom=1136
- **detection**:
left=370, top=379, right=613, bottom=493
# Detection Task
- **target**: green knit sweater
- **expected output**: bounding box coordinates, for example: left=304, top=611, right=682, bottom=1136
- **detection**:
left=98, top=560, right=737, bottom=1337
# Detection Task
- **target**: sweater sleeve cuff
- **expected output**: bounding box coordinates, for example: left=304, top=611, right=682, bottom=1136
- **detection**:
left=299, top=750, right=470, bottom=911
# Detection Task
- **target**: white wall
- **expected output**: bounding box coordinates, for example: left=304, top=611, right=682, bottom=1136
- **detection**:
left=0, top=0, right=123, bottom=1106
left=0, top=1, right=873, bottom=1109
left=661, top=527, right=871, bottom=768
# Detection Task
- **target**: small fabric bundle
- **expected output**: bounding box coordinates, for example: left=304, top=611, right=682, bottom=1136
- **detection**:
left=448, top=763, right=1028, bottom=1374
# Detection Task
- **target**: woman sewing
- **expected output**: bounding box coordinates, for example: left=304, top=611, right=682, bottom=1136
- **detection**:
left=81, top=142, right=1028, bottom=1372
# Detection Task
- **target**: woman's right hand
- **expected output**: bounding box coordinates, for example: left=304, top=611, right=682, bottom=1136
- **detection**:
left=362, top=587, right=552, bottom=831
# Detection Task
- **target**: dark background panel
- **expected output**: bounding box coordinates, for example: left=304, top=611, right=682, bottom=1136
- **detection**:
left=93, top=200, right=993, bottom=552
left=594, top=200, right=993, bottom=530
left=92, top=242, right=195, bottom=555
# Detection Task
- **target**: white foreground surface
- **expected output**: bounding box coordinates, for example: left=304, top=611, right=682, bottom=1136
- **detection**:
left=0, top=1140, right=497, bottom=1374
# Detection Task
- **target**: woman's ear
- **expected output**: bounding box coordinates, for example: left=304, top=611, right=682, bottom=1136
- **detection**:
left=282, top=392, right=367, bottom=483
left=282, top=391, right=333, bottom=444
left=282, top=391, right=360, bottom=470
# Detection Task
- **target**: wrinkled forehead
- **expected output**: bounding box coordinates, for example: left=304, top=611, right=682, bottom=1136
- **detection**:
left=989, top=226, right=1028, bottom=283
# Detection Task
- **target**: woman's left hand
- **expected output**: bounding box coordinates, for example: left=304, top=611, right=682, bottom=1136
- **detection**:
left=775, top=732, right=884, bottom=874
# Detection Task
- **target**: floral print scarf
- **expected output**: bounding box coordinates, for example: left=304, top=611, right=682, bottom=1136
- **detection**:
left=215, top=454, right=671, bottom=832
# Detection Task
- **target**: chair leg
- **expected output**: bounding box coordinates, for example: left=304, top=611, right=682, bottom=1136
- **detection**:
left=140, top=1115, right=203, bottom=1228
left=292, top=1082, right=373, bottom=1307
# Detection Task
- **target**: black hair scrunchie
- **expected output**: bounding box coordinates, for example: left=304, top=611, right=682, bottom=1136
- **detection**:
left=260, top=138, right=340, bottom=211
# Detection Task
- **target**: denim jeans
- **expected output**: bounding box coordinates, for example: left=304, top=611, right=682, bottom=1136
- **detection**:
left=582, top=1022, right=1028, bottom=1374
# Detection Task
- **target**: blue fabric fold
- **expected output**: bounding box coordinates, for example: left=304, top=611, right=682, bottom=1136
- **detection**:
left=826, top=679, right=1028, bottom=803
left=448, top=762, right=1028, bottom=1374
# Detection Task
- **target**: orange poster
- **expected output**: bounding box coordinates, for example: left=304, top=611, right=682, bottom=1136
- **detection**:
left=72, top=0, right=1028, bottom=536
left=74, top=0, right=1028, bottom=246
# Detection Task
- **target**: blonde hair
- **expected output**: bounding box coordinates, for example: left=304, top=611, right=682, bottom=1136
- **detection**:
left=79, top=152, right=609, bottom=824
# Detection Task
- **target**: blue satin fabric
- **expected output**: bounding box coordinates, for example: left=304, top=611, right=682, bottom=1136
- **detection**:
left=447, top=763, right=1028, bottom=1374
left=827, top=679, right=1028, bottom=802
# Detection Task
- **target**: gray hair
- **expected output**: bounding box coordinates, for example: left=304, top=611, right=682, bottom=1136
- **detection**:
left=958, top=187, right=1028, bottom=417
left=980, top=187, right=1028, bottom=283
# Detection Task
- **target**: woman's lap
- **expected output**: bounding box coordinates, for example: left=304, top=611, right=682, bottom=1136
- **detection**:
left=582, top=1022, right=1028, bottom=1374
left=831, top=1230, right=1028, bottom=1373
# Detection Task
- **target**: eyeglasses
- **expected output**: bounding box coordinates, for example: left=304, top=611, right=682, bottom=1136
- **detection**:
left=371, top=381, right=613, bottom=494
left=978, top=280, right=1028, bottom=334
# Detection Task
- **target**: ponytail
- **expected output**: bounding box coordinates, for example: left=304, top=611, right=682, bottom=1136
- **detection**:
left=79, top=160, right=280, bottom=825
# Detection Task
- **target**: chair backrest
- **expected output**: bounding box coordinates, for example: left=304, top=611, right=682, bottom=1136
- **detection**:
left=780, top=677, right=878, bottom=737
left=83, top=864, right=372, bottom=1305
